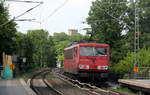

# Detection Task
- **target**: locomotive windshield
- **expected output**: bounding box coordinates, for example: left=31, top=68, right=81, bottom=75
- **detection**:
left=80, top=47, right=107, bottom=56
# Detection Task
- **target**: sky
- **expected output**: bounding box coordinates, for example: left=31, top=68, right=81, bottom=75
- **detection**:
left=6, top=0, right=95, bottom=35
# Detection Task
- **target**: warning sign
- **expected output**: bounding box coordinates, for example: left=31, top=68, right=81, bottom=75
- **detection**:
left=133, top=67, right=139, bottom=72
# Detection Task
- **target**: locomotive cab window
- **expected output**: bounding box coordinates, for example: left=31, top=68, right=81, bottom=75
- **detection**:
left=64, top=49, right=73, bottom=59
left=75, top=48, right=78, bottom=57
left=95, top=47, right=107, bottom=56
left=80, top=47, right=107, bottom=56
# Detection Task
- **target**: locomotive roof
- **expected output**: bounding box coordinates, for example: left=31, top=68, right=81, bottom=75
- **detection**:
left=64, top=43, right=109, bottom=50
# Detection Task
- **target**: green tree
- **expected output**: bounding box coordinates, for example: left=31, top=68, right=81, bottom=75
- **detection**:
left=26, top=29, right=56, bottom=68
left=14, top=32, right=26, bottom=56
left=14, top=32, right=34, bottom=68
left=55, top=41, right=71, bottom=63
left=0, top=3, right=17, bottom=54
left=43, top=36, right=56, bottom=67
left=53, top=32, right=70, bottom=63
left=87, top=0, right=128, bottom=64
left=53, top=32, right=69, bottom=42
left=139, top=0, right=150, bottom=48
left=124, top=0, right=150, bottom=50
left=14, top=30, right=56, bottom=69
left=69, top=33, right=82, bottom=43
left=53, top=32, right=84, bottom=65
left=113, top=48, right=150, bottom=77
left=87, top=0, right=150, bottom=66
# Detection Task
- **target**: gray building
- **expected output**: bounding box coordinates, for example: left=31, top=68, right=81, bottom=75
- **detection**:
left=68, top=29, right=78, bottom=36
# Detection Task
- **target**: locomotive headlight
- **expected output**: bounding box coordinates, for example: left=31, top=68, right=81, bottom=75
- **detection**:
left=79, top=65, right=89, bottom=69
left=97, top=66, right=108, bottom=70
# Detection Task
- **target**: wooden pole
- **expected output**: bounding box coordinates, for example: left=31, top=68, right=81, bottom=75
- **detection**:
left=2, top=52, right=5, bottom=66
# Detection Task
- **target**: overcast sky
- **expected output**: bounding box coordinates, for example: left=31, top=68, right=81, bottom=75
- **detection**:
left=6, top=0, right=95, bottom=35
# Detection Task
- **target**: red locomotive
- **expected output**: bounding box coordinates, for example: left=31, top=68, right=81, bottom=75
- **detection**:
left=64, top=43, right=110, bottom=80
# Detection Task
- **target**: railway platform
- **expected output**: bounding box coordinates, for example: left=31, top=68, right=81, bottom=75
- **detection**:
left=119, top=79, right=150, bottom=93
left=0, top=79, right=36, bottom=95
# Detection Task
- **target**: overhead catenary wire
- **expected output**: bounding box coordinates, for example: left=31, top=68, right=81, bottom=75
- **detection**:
left=41, top=0, right=69, bottom=23
left=86, top=2, right=132, bottom=30
left=0, top=2, right=43, bottom=27
left=15, top=19, right=36, bottom=21
left=4, top=0, right=42, bottom=3
left=14, top=19, right=41, bottom=23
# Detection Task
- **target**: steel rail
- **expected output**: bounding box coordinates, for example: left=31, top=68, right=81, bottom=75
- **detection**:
left=42, top=71, right=64, bottom=95
left=30, top=70, right=45, bottom=95
left=52, top=68, right=130, bottom=95
left=30, top=69, right=62, bottom=95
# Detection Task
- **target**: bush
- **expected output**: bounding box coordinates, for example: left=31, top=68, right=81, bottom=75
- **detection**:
left=112, top=48, right=150, bottom=78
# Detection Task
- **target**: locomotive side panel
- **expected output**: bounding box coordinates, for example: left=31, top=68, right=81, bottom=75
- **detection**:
left=64, top=45, right=79, bottom=74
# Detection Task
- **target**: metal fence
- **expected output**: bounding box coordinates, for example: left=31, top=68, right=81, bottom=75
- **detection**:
left=129, top=67, right=150, bottom=79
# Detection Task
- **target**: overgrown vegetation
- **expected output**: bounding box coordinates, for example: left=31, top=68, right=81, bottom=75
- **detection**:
left=46, top=74, right=56, bottom=78
left=114, top=87, right=137, bottom=95
left=112, top=48, right=150, bottom=78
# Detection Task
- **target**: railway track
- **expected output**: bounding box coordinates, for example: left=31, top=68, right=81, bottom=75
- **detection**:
left=29, top=68, right=132, bottom=95
left=53, top=70, right=107, bottom=95
left=30, top=69, right=63, bottom=95
left=52, top=68, right=133, bottom=95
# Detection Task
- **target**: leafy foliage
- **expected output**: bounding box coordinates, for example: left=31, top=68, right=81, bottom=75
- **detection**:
left=14, top=31, right=84, bottom=69
left=87, top=0, right=150, bottom=66
left=52, top=32, right=85, bottom=64
left=113, top=48, right=150, bottom=75
left=125, top=0, right=150, bottom=50
left=27, top=29, right=56, bottom=67
left=87, top=0, right=129, bottom=64
left=53, top=32, right=69, bottom=42
left=0, top=3, right=17, bottom=54
left=15, top=30, right=56, bottom=68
